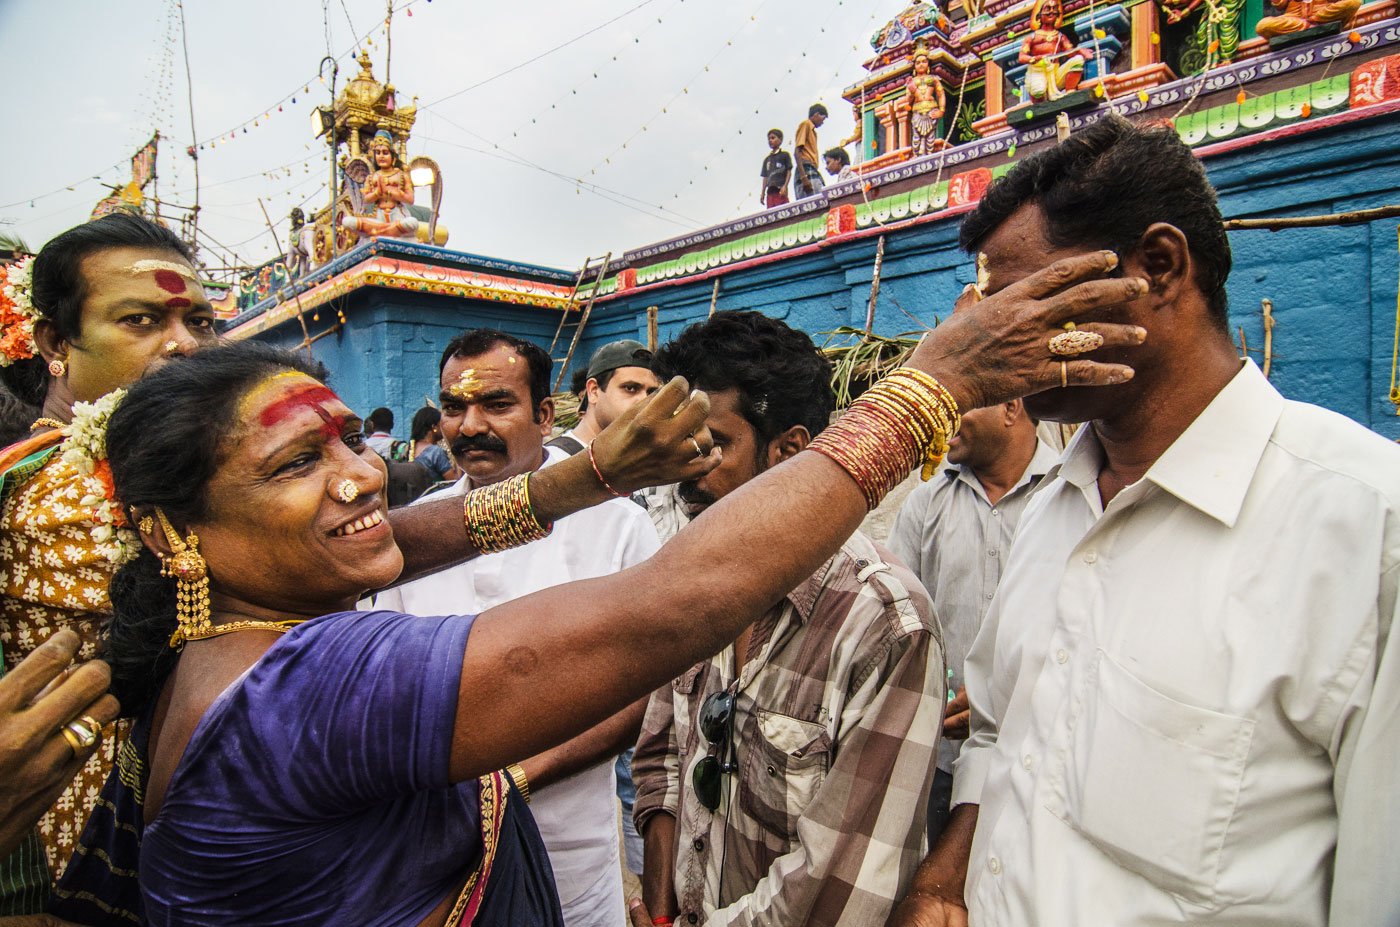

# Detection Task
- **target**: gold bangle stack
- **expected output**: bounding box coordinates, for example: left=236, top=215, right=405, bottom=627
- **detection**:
left=808, top=368, right=961, bottom=510
left=463, top=472, right=552, bottom=554
left=505, top=763, right=531, bottom=803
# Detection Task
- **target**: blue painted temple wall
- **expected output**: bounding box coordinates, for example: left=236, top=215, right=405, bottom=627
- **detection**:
left=256, top=116, right=1400, bottom=440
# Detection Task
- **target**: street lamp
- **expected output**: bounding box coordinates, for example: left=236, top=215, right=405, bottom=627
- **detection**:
left=310, top=106, right=334, bottom=139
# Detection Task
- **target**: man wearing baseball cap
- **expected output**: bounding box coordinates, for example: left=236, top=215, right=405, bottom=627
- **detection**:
left=550, top=339, right=661, bottom=454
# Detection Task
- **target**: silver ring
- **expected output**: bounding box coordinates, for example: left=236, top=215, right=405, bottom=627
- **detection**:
left=61, top=718, right=98, bottom=752
left=689, top=436, right=705, bottom=459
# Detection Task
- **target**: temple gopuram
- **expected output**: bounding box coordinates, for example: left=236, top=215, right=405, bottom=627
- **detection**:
left=229, top=0, right=1400, bottom=440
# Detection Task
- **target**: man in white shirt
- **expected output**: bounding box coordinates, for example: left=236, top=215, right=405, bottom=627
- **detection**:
left=376, top=329, right=659, bottom=927
left=549, top=340, right=660, bottom=455
left=364, top=406, right=396, bottom=457
left=887, top=399, right=1055, bottom=844
left=892, top=116, right=1400, bottom=926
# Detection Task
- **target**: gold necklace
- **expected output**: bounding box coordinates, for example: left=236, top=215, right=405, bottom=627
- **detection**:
left=30, top=418, right=66, bottom=432
left=184, top=619, right=308, bottom=641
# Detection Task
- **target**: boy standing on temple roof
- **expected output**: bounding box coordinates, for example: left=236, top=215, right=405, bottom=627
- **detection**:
left=793, top=104, right=828, bottom=200
left=759, top=130, right=792, bottom=208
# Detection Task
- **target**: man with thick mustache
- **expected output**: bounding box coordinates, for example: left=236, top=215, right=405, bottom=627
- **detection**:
left=375, top=328, right=660, bottom=927
left=632, top=312, right=943, bottom=927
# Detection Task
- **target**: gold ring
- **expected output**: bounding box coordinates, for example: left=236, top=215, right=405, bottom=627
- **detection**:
left=1049, top=329, right=1105, bottom=356
left=689, top=436, right=705, bottom=459
left=1061, top=361, right=1068, bottom=389
left=60, top=718, right=98, bottom=753
left=336, top=480, right=360, bottom=503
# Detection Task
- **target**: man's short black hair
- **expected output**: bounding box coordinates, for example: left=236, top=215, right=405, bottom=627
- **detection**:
left=367, top=407, right=394, bottom=432
left=823, top=147, right=850, bottom=167
left=809, top=103, right=829, bottom=119
left=439, top=328, right=552, bottom=409
left=652, top=311, right=833, bottom=450
left=767, top=128, right=784, bottom=142
left=960, top=115, right=1232, bottom=327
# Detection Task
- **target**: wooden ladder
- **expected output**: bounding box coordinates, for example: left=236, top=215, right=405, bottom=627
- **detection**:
left=551, top=251, right=612, bottom=391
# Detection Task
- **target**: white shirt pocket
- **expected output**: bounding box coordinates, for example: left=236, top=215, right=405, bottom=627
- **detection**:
left=1045, top=649, right=1254, bottom=910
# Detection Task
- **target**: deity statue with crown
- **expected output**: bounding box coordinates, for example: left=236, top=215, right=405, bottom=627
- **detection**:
left=340, top=130, right=419, bottom=239
left=1018, top=0, right=1090, bottom=102
left=906, top=40, right=948, bottom=156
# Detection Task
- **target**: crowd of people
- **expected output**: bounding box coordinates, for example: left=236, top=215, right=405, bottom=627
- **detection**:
left=0, top=116, right=1396, bottom=927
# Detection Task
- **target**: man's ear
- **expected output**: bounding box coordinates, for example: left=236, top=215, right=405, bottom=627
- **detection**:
left=766, top=424, right=812, bottom=468
left=1134, top=223, right=1192, bottom=307
left=32, top=318, right=68, bottom=366
left=535, top=395, right=556, bottom=435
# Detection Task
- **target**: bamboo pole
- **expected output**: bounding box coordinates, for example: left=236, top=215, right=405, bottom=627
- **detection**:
left=646, top=306, right=659, bottom=352
left=865, top=235, right=887, bottom=337
left=708, top=277, right=721, bottom=318
left=1261, top=298, right=1276, bottom=379
left=551, top=255, right=593, bottom=354
left=554, top=251, right=612, bottom=391
left=257, top=197, right=314, bottom=357
left=1223, top=204, right=1400, bottom=231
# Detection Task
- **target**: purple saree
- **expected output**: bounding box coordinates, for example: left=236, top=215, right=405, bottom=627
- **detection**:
left=128, top=610, right=563, bottom=926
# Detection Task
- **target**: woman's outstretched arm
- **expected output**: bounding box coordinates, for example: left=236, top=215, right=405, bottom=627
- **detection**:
left=452, top=251, right=1146, bottom=780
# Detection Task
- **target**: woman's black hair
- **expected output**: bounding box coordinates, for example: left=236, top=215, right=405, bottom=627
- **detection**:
left=1, top=213, right=194, bottom=405
left=102, top=342, right=324, bottom=715
left=409, top=406, right=440, bottom=442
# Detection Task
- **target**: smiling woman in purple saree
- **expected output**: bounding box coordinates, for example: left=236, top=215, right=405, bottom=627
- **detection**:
left=62, top=246, right=1141, bottom=925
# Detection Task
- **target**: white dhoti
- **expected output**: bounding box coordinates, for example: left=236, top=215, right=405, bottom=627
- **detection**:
left=1024, top=55, right=1084, bottom=102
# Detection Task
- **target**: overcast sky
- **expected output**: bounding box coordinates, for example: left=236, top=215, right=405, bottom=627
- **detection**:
left=1, top=0, right=904, bottom=273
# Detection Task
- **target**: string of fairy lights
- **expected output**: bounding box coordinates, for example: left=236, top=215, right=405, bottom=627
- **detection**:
left=9, top=0, right=1253, bottom=272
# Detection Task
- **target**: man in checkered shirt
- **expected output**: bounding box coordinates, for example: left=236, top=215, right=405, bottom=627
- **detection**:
left=632, top=311, right=945, bottom=927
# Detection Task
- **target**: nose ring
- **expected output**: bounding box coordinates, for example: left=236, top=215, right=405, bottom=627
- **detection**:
left=164, top=340, right=181, bottom=356
left=336, top=480, right=360, bottom=503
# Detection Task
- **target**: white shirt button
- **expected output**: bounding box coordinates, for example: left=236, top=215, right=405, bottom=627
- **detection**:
left=989, top=856, right=1003, bottom=875
left=1056, top=648, right=1069, bottom=664
left=1083, top=550, right=1098, bottom=564
left=985, top=592, right=994, bottom=600
left=991, top=509, right=1000, bottom=517
left=1022, top=754, right=1034, bottom=770
left=988, top=548, right=999, bottom=557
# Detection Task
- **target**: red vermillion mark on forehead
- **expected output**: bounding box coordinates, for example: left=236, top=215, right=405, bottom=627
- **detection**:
left=165, top=296, right=193, bottom=309
left=154, top=269, right=187, bottom=294
left=259, top=384, right=344, bottom=440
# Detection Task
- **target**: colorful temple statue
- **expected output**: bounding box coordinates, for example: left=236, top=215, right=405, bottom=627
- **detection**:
left=906, top=41, right=949, bottom=155
left=1018, top=0, right=1089, bottom=102
left=341, top=130, right=419, bottom=239
left=1256, top=0, right=1361, bottom=39
left=1163, top=0, right=1247, bottom=72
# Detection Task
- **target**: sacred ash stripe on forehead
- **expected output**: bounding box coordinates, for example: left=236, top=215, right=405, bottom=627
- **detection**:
left=128, top=259, right=198, bottom=281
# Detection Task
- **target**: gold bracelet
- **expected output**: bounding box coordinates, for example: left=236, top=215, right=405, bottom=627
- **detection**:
left=505, top=763, right=531, bottom=803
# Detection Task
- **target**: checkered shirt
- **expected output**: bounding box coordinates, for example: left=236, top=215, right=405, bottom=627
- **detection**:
left=633, top=530, right=944, bottom=926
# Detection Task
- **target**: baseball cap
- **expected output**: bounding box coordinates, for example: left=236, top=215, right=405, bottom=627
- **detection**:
left=586, top=339, right=653, bottom=380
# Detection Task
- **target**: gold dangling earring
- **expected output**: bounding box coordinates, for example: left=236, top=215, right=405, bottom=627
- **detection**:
left=155, top=509, right=212, bottom=648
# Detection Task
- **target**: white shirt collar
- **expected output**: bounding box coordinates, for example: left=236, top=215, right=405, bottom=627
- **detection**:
left=1049, top=361, right=1284, bottom=527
